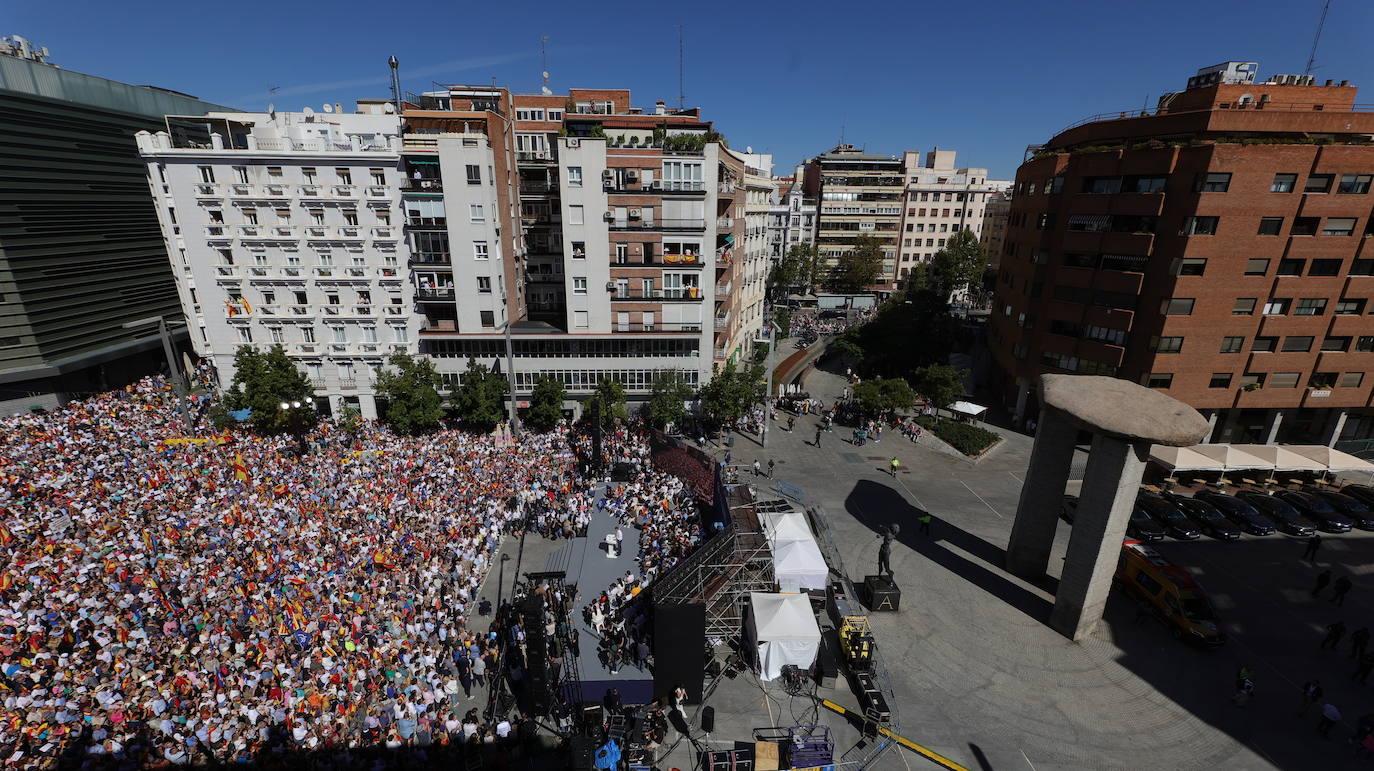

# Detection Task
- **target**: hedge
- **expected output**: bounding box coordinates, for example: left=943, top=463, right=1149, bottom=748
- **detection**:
left=914, top=415, right=1001, bottom=458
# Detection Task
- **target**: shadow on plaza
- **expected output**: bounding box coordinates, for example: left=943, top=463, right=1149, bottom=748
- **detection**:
left=843, top=479, right=1055, bottom=623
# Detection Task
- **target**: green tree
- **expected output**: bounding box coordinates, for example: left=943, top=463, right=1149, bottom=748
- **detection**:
left=525, top=376, right=567, bottom=432
left=914, top=364, right=968, bottom=416
left=768, top=243, right=822, bottom=302
left=927, top=228, right=986, bottom=301
left=825, top=234, right=885, bottom=293
left=451, top=358, right=507, bottom=432
left=225, top=345, right=316, bottom=435
left=851, top=379, right=886, bottom=419
left=878, top=377, right=917, bottom=414
left=835, top=291, right=950, bottom=380
left=698, top=362, right=765, bottom=431
left=584, top=378, right=628, bottom=427
left=374, top=352, right=445, bottom=435
left=646, top=371, right=693, bottom=430
left=336, top=404, right=363, bottom=437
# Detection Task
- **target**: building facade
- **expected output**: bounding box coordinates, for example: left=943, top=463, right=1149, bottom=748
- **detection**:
left=981, top=190, right=1012, bottom=271
left=137, top=108, right=415, bottom=419
left=0, top=44, right=230, bottom=412
left=989, top=63, right=1374, bottom=448
left=896, top=149, right=1011, bottom=285
left=732, top=152, right=774, bottom=352
left=781, top=166, right=818, bottom=256
left=802, top=145, right=903, bottom=290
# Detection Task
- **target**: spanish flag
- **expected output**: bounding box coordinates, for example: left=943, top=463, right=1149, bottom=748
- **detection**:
left=225, top=301, right=238, bottom=318
left=239, top=297, right=253, bottom=314
left=0, top=526, right=12, bottom=546
left=232, top=454, right=250, bottom=484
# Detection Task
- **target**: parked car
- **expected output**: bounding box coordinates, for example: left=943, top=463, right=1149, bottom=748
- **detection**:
left=1060, top=495, right=1079, bottom=524
left=1136, top=492, right=1202, bottom=540
left=1163, top=493, right=1242, bottom=541
left=1126, top=502, right=1168, bottom=542
left=1300, top=486, right=1374, bottom=530
left=1273, top=490, right=1354, bottom=533
left=1331, top=484, right=1374, bottom=510
left=1234, top=491, right=1317, bottom=536
left=1192, top=490, right=1277, bottom=536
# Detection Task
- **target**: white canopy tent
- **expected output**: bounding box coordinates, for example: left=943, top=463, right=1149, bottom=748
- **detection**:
left=746, top=592, right=821, bottom=681
left=1285, top=445, right=1374, bottom=473
left=1149, top=445, right=1227, bottom=472
left=1190, top=444, right=1274, bottom=472
left=949, top=401, right=988, bottom=419
left=762, top=511, right=813, bottom=545
left=1229, top=444, right=1326, bottom=472
left=772, top=537, right=829, bottom=593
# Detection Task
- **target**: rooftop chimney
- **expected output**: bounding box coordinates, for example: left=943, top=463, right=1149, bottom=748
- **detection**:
left=655, top=100, right=666, bottom=116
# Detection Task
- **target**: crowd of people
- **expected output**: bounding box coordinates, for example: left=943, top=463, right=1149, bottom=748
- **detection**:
left=0, top=373, right=615, bottom=768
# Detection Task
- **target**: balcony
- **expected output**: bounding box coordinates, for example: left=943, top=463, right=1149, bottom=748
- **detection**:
left=239, top=225, right=261, bottom=237
left=372, top=227, right=395, bottom=239
left=315, top=267, right=336, bottom=278
left=344, top=267, right=368, bottom=278
left=367, top=185, right=389, bottom=198
left=603, top=180, right=706, bottom=195
left=714, top=314, right=730, bottom=329
left=520, top=181, right=554, bottom=194
left=403, top=178, right=444, bottom=192
left=352, top=305, right=375, bottom=317
left=716, top=217, right=734, bottom=231
left=527, top=273, right=565, bottom=283
left=521, top=213, right=561, bottom=225
left=416, top=288, right=455, bottom=301
left=272, top=226, right=295, bottom=237
left=298, top=345, right=319, bottom=355
left=205, top=226, right=230, bottom=241
left=247, top=266, right=270, bottom=278
left=195, top=184, right=220, bottom=197
left=333, top=185, right=355, bottom=197
left=288, top=306, right=313, bottom=317
left=299, top=185, right=325, bottom=198
left=264, top=184, right=288, bottom=198
left=379, top=267, right=402, bottom=280
left=715, top=282, right=732, bottom=297
left=214, top=265, right=238, bottom=277
left=383, top=305, right=406, bottom=316
left=306, top=226, right=329, bottom=238
left=339, top=227, right=363, bottom=239
left=516, top=150, right=555, bottom=163
left=606, top=218, right=705, bottom=232
left=256, top=305, right=280, bottom=317
left=609, top=288, right=704, bottom=301
left=282, top=267, right=305, bottom=279
left=612, top=253, right=705, bottom=268
left=323, top=306, right=342, bottom=316
left=614, top=322, right=704, bottom=333
left=230, top=184, right=254, bottom=197
left=411, top=252, right=452, bottom=265
left=338, top=378, right=358, bottom=390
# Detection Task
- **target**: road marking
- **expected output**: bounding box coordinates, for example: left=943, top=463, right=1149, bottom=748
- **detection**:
left=960, top=481, right=1004, bottom=519
left=1008, top=471, right=1023, bottom=483
left=1020, top=749, right=1038, bottom=771
left=892, top=473, right=928, bottom=510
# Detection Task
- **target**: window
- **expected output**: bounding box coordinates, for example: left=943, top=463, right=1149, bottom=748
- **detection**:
left=1240, top=372, right=1265, bottom=388
left=310, top=210, right=325, bottom=225
left=571, top=310, right=589, bottom=329
left=567, top=167, right=582, bottom=187
left=1083, top=176, right=1122, bottom=194
left=1294, top=298, right=1327, bottom=316
left=568, top=205, right=584, bottom=225
left=466, top=164, right=481, bottom=185
left=1269, top=372, right=1301, bottom=388
left=334, top=168, right=351, bottom=185
left=343, top=212, right=358, bottom=226
left=1278, top=258, right=1306, bottom=275
left=1322, top=217, right=1357, bottom=236
left=1209, top=373, right=1233, bottom=388
left=1145, top=373, right=1173, bottom=389
left=394, top=327, right=408, bottom=343
left=1178, top=258, right=1207, bottom=276
left=1339, top=174, right=1373, bottom=194
left=1125, top=175, right=1167, bottom=193
left=1281, top=336, right=1314, bottom=352
left=1335, top=298, right=1365, bottom=315
left=1359, top=337, right=1374, bottom=353
left=1253, top=337, right=1278, bottom=352
left=370, top=169, right=384, bottom=185
left=1152, top=336, right=1184, bottom=353
left=573, top=277, right=587, bottom=295
left=332, top=326, right=347, bottom=343
left=1351, top=260, right=1374, bottom=276
left=1262, top=298, right=1290, bottom=315
left=236, top=327, right=252, bottom=343
left=1067, top=214, right=1110, bottom=232
left=1245, top=258, right=1270, bottom=275
left=302, top=167, right=316, bottom=183
left=1322, top=337, right=1350, bottom=352
left=1196, top=172, right=1231, bottom=192
left=1180, top=216, right=1218, bottom=235
left=234, top=167, right=249, bottom=184
left=479, top=311, right=495, bottom=328
left=1164, top=298, right=1195, bottom=315
left=1309, top=372, right=1334, bottom=389
left=198, top=166, right=215, bottom=183
left=1309, top=259, right=1342, bottom=276
left=269, top=327, right=284, bottom=343
left=361, top=326, right=377, bottom=343
left=1257, top=217, right=1284, bottom=235
left=1220, top=336, right=1245, bottom=353
left=571, top=241, right=586, bottom=258
left=476, top=277, right=491, bottom=294
left=1341, top=372, right=1365, bottom=388
left=1292, top=217, right=1319, bottom=236
left=473, top=241, right=489, bottom=259
left=243, top=209, right=258, bottom=225
left=1304, top=174, right=1333, bottom=193
left=1271, top=173, right=1297, bottom=193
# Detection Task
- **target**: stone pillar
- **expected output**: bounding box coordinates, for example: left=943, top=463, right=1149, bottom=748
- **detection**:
left=1006, top=408, right=1079, bottom=578
left=1013, top=378, right=1030, bottom=425
left=1049, top=434, right=1149, bottom=641
left=1264, top=410, right=1285, bottom=445
left=1205, top=411, right=1219, bottom=442
left=1326, top=409, right=1349, bottom=448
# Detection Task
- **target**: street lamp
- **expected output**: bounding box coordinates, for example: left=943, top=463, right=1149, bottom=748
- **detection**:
left=762, top=320, right=781, bottom=448
left=122, top=315, right=192, bottom=432
left=279, top=400, right=309, bottom=455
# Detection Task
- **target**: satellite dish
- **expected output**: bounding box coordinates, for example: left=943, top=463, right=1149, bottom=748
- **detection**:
left=267, top=103, right=275, bottom=115
left=302, top=106, right=315, bottom=116
left=542, top=71, right=550, bottom=79
left=540, top=86, right=553, bottom=96
left=746, top=145, right=753, bottom=153
left=322, top=103, right=334, bottom=113
left=383, top=103, right=395, bottom=114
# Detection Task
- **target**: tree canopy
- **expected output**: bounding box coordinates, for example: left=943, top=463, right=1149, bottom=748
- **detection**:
left=450, top=358, right=507, bottom=433
left=584, top=378, right=628, bottom=427
left=769, top=243, right=821, bottom=301
left=825, top=234, right=885, bottom=293
left=374, top=352, right=446, bottom=435
left=225, top=345, right=316, bottom=435
left=926, top=228, right=986, bottom=301
left=699, top=361, right=764, bottom=431
left=835, top=290, right=952, bottom=380
left=914, top=364, right=968, bottom=414
left=645, top=371, right=693, bottom=430
left=524, top=376, right=567, bottom=432
left=851, top=377, right=917, bottom=419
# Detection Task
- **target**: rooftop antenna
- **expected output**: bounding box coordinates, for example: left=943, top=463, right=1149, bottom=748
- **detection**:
left=388, top=56, right=400, bottom=110
left=1305, top=0, right=1332, bottom=75
left=839, top=116, right=846, bottom=146
left=540, top=36, right=551, bottom=95
left=676, top=24, right=685, bottom=110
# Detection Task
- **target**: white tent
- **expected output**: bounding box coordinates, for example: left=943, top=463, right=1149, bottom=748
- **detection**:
left=949, top=401, right=988, bottom=419
left=746, top=592, right=821, bottom=681
left=1229, top=444, right=1326, bottom=472
left=1191, top=444, right=1274, bottom=471
left=772, top=538, right=828, bottom=593
left=1286, top=445, right=1374, bottom=473
left=762, top=511, right=813, bottom=544
left=1149, top=445, right=1227, bottom=472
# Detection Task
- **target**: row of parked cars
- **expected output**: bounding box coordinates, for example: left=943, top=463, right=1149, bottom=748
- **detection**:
left=1061, top=483, right=1374, bottom=541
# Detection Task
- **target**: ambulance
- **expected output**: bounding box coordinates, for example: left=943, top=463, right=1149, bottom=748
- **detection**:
left=1116, top=541, right=1226, bottom=647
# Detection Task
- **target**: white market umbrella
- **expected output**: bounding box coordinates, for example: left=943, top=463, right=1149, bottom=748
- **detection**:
left=1149, top=445, right=1227, bottom=472
left=1229, top=444, right=1326, bottom=472
left=1286, top=445, right=1374, bottom=473
left=1191, top=444, right=1275, bottom=472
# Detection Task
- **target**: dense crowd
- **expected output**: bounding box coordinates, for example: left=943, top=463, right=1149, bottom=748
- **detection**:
left=786, top=307, right=877, bottom=341
left=0, top=374, right=605, bottom=768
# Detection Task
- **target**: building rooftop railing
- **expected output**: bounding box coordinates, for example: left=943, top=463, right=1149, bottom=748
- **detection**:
left=1054, top=102, right=1374, bottom=137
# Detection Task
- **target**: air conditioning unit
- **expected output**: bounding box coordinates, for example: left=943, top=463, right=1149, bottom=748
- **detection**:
left=601, top=169, right=614, bottom=180
left=627, top=170, right=639, bottom=182
left=650, top=180, right=662, bottom=190
left=629, top=208, right=642, bottom=219
left=566, top=138, right=580, bottom=148
left=603, top=211, right=615, bottom=222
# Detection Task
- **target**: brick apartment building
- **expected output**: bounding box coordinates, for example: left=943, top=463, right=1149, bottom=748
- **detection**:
left=990, top=62, right=1374, bottom=448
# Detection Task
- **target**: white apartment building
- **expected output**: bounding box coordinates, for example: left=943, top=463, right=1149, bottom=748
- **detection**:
left=781, top=165, right=817, bottom=255
left=730, top=151, right=774, bottom=347
left=136, top=107, right=417, bottom=419
left=896, top=149, right=1011, bottom=283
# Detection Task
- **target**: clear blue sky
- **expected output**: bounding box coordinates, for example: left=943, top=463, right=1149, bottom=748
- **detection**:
left=13, top=0, right=1373, bottom=179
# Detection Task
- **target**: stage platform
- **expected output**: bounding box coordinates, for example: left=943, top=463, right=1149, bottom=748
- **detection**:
left=545, top=491, right=655, bottom=705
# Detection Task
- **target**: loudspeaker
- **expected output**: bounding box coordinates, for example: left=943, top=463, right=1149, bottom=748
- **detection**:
left=653, top=602, right=705, bottom=703
left=568, top=735, right=596, bottom=769
left=815, top=632, right=838, bottom=688
left=701, top=705, right=715, bottom=733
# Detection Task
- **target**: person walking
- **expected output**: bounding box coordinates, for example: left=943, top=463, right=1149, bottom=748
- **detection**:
left=787, top=416, right=795, bottom=432
left=1232, top=676, right=1255, bottom=708
left=889, top=457, right=900, bottom=477
left=814, top=427, right=823, bottom=447
left=753, top=459, right=762, bottom=478
left=1352, top=627, right=1371, bottom=660
left=1354, top=651, right=1374, bottom=684
left=1299, top=679, right=1324, bottom=716
left=1332, top=575, right=1354, bottom=606
left=918, top=511, right=933, bottom=536
left=1323, top=620, right=1348, bottom=650
left=1304, top=534, right=1323, bottom=562
left=766, top=459, right=775, bottom=479
left=1313, top=568, right=1333, bottom=598
left=1318, top=702, right=1342, bottom=738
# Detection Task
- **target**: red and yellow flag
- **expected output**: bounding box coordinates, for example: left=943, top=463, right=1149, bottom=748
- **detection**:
left=232, top=454, right=250, bottom=484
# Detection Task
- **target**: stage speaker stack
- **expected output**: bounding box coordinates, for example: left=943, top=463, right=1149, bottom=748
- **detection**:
left=815, top=630, right=839, bottom=688
left=701, top=705, right=715, bottom=733
left=652, top=602, right=705, bottom=702
left=524, top=595, right=551, bottom=714
left=863, top=575, right=901, bottom=612
left=568, top=735, right=596, bottom=770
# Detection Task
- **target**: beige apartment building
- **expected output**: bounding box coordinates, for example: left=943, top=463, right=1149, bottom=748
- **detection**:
left=896, top=149, right=1011, bottom=284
